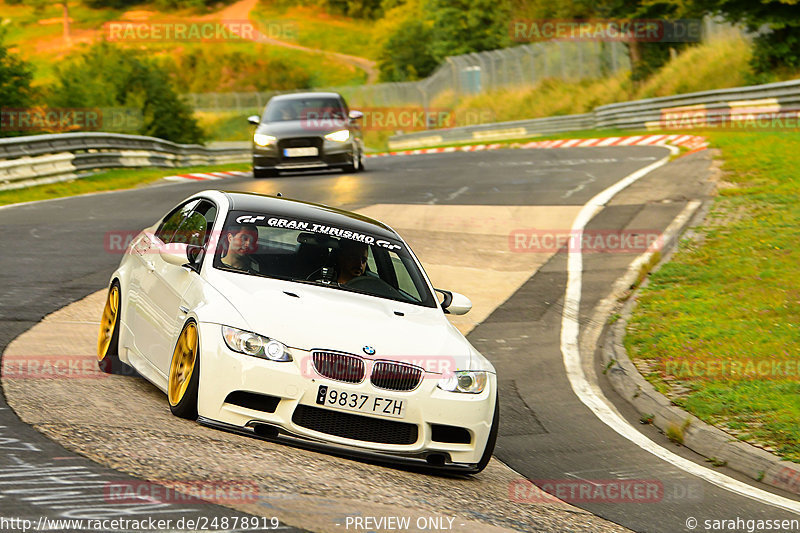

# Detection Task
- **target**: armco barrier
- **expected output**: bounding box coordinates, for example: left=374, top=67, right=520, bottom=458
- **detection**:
left=388, top=79, right=800, bottom=150
left=0, top=132, right=250, bottom=189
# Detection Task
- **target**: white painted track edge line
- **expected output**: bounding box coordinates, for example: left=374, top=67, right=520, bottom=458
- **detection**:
left=560, top=147, right=800, bottom=514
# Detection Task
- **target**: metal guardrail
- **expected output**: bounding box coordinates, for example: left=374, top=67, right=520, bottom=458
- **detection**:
left=388, top=79, right=800, bottom=150
left=0, top=132, right=250, bottom=190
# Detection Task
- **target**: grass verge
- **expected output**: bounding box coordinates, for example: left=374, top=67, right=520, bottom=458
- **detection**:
left=625, top=130, right=800, bottom=461
left=0, top=162, right=248, bottom=207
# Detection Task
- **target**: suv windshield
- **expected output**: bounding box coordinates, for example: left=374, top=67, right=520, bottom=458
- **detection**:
left=213, top=211, right=436, bottom=307
left=263, top=97, right=346, bottom=123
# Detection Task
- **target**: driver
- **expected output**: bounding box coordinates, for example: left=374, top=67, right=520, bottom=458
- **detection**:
left=336, top=239, right=368, bottom=284
left=220, top=223, right=260, bottom=273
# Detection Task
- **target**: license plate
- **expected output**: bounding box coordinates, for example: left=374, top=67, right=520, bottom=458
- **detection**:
left=315, top=385, right=405, bottom=419
left=284, top=147, right=318, bottom=157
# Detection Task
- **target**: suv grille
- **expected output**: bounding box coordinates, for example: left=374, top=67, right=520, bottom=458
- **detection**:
left=292, top=405, right=418, bottom=445
left=370, top=361, right=423, bottom=391
left=312, top=351, right=365, bottom=383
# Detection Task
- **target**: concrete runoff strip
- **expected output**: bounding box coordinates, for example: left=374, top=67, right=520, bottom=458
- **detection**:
left=3, top=293, right=629, bottom=533
left=1, top=203, right=627, bottom=533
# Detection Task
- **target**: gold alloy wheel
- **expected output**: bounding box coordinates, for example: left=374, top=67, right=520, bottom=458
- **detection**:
left=97, top=285, right=119, bottom=360
left=168, top=323, right=198, bottom=406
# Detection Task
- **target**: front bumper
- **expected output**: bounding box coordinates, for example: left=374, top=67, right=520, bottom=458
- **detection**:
left=196, top=322, right=496, bottom=470
left=253, top=137, right=355, bottom=171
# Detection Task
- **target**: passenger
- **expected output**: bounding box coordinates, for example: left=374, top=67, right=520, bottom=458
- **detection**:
left=336, top=239, right=368, bottom=284
left=220, top=223, right=260, bottom=273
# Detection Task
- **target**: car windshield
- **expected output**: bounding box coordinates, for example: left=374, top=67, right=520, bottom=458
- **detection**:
left=263, top=97, right=346, bottom=123
left=213, top=211, right=437, bottom=307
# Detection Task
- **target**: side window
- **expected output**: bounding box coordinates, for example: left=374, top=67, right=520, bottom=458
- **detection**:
left=155, top=200, right=198, bottom=244
left=173, top=201, right=217, bottom=247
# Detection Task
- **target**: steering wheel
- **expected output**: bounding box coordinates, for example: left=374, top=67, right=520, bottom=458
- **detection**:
left=305, top=266, right=334, bottom=282
left=344, top=275, right=402, bottom=298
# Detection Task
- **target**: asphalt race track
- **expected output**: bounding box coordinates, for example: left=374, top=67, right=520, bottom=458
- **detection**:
left=1, top=146, right=799, bottom=532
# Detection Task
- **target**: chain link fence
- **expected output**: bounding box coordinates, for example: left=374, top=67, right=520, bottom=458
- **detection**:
left=187, top=40, right=630, bottom=112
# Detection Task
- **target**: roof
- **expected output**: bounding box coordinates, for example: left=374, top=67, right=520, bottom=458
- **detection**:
left=268, top=92, right=343, bottom=101
left=221, top=192, right=398, bottom=240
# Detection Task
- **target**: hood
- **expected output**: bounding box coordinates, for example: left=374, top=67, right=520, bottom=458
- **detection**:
left=257, top=119, right=348, bottom=138
left=205, top=271, right=484, bottom=372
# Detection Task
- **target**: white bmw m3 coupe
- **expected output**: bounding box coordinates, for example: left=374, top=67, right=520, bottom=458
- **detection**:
left=98, top=190, right=498, bottom=473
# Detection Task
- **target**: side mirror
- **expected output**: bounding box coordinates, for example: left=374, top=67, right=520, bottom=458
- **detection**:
left=160, top=243, right=203, bottom=272
left=187, top=244, right=204, bottom=272
left=248, top=115, right=261, bottom=125
left=348, top=110, right=363, bottom=121
left=435, top=289, right=472, bottom=315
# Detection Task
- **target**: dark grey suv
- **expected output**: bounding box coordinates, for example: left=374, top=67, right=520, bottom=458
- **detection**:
left=248, top=92, right=365, bottom=178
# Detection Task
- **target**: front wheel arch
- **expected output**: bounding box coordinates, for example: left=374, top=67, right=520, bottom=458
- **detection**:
left=168, top=319, right=200, bottom=420
left=473, top=391, right=499, bottom=473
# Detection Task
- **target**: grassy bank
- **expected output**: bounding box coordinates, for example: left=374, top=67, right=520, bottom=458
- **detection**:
left=626, top=131, right=800, bottom=461
left=0, top=162, right=248, bottom=207
left=436, top=36, right=756, bottom=127
left=251, top=2, right=377, bottom=60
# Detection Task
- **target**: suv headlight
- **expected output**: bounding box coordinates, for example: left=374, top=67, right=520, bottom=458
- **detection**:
left=437, top=371, right=488, bottom=394
left=222, top=326, right=291, bottom=361
left=324, top=129, right=350, bottom=142
left=254, top=133, right=277, bottom=147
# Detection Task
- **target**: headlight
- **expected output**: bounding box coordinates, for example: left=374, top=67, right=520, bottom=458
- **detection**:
left=437, top=371, right=488, bottom=394
left=324, top=129, right=350, bottom=142
left=254, top=133, right=277, bottom=147
left=221, top=326, right=291, bottom=361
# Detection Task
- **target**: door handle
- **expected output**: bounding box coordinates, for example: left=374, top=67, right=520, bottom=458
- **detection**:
left=179, top=305, right=189, bottom=314
left=145, top=261, right=155, bottom=272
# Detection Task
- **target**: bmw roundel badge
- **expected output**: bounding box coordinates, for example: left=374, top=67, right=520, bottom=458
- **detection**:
left=362, top=346, right=376, bottom=355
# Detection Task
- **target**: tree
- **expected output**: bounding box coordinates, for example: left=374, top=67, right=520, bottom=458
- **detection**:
left=376, top=0, right=513, bottom=81
left=326, top=0, right=384, bottom=18
left=377, top=19, right=438, bottom=81
left=426, top=0, right=513, bottom=61
left=691, top=0, right=800, bottom=76
left=597, top=0, right=703, bottom=83
left=0, top=29, right=36, bottom=137
left=515, top=0, right=703, bottom=84
left=49, top=42, right=205, bottom=144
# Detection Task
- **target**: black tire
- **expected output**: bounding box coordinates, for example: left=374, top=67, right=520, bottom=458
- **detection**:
left=342, top=149, right=360, bottom=173
left=473, top=391, right=500, bottom=474
left=168, top=321, right=200, bottom=420
left=97, top=281, right=124, bottom=374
